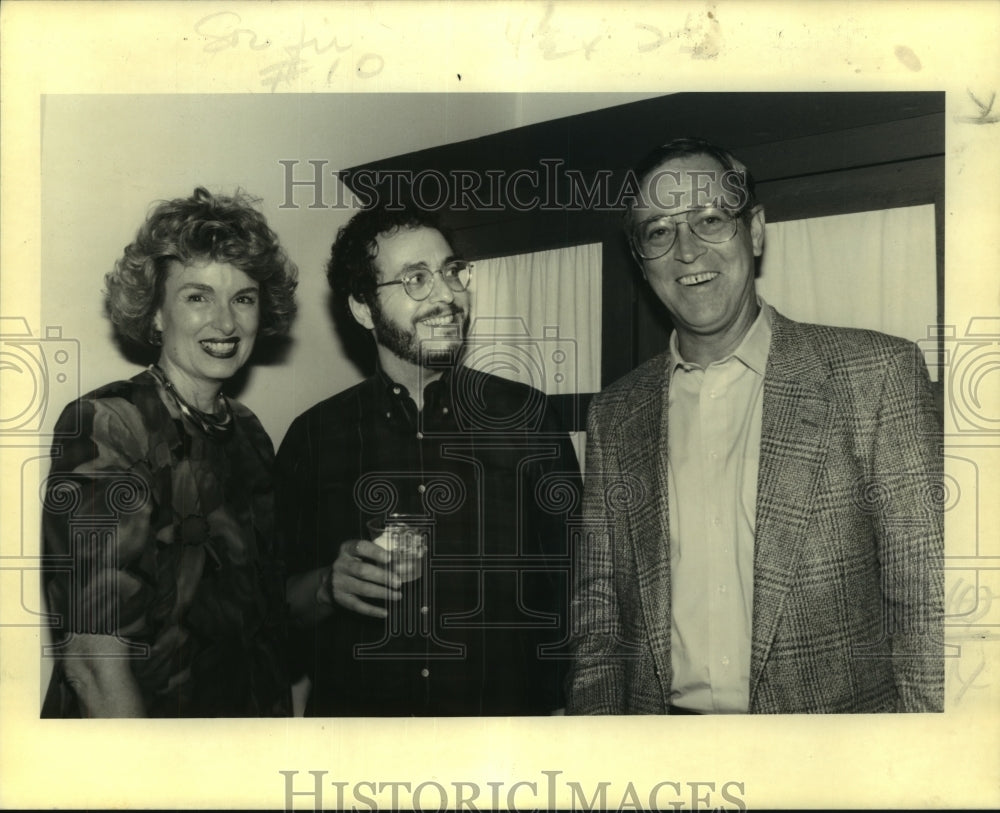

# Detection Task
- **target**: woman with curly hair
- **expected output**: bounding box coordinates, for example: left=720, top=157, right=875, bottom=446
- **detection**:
left=42, top=187, right=297, bottom=717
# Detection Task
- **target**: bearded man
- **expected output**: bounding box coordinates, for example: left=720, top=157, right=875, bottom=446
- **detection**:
left=277, top=200, right=579, bottom=716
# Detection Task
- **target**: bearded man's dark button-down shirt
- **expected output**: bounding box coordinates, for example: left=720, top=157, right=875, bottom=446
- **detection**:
left=276, top=365, right=581, bottom=716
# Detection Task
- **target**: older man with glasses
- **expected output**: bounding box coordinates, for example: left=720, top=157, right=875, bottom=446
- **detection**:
left=566, top=137, right=944, bottom=715
left=277, top=198, right=580, bottom=716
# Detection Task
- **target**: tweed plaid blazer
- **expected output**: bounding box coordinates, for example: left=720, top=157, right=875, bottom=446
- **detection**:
left=566, top=310, right=944, bottom=714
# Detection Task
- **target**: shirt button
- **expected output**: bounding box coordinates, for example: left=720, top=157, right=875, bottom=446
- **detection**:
left=392, top=386, right=401, bottom=395
left=420, top=605, right=429, bottom=615
left=416, top=431, right=424, bottom=440
left=712, top=517, right=721, bottom=526
left=385, top=411, right=391, bottom=419
left=417, top=484, right=426, bottom=494
left=721, top=656, right=730, bottom=666
left=442, top=406, right=449, bottom=415
left=719, top=584, right=727, bottom=593
left=709, top=391, right=717, bottom=399
left=420, top=668, right=430, bottom=678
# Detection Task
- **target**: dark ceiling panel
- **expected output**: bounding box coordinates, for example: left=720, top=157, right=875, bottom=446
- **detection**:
left=341, top=92, right=945, bottom=183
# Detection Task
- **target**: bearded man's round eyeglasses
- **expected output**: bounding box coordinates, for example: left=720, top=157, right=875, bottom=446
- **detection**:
left=375, top=260, right=473, bottom=302
left=631, top=208, right=741, bottom=261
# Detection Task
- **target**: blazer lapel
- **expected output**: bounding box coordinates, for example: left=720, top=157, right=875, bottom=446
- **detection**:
left=749, top=313, right=834, bottom=705
left=614, top=356, right=674, bottom=701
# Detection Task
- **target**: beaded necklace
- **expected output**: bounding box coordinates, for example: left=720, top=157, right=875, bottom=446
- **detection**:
left=148, top=364, right=234, bottom=440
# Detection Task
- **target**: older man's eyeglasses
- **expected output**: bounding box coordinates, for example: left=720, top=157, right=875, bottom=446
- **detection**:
left=375, top=260, right=473, bottom=302
left=631, top=208, right=740, bottom=261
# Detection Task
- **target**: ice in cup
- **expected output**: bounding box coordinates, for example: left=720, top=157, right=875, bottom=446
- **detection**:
left=366, top=516, right=428, bottom=583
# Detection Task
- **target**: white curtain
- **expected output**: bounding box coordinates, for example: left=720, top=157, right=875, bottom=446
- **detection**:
left=758, top=204, right=937, bottom=375
left=465, top=242, right=602, bottom=395
left=465, top=242, right=601, bottom=470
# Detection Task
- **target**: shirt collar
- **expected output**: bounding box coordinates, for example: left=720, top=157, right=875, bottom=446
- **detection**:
left=374, top=360, right=454, bottom=410
left=669, top=297, right=773, bottom=375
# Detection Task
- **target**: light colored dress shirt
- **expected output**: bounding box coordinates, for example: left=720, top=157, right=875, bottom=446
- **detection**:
left=667, top=302, right=773, bottom=713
